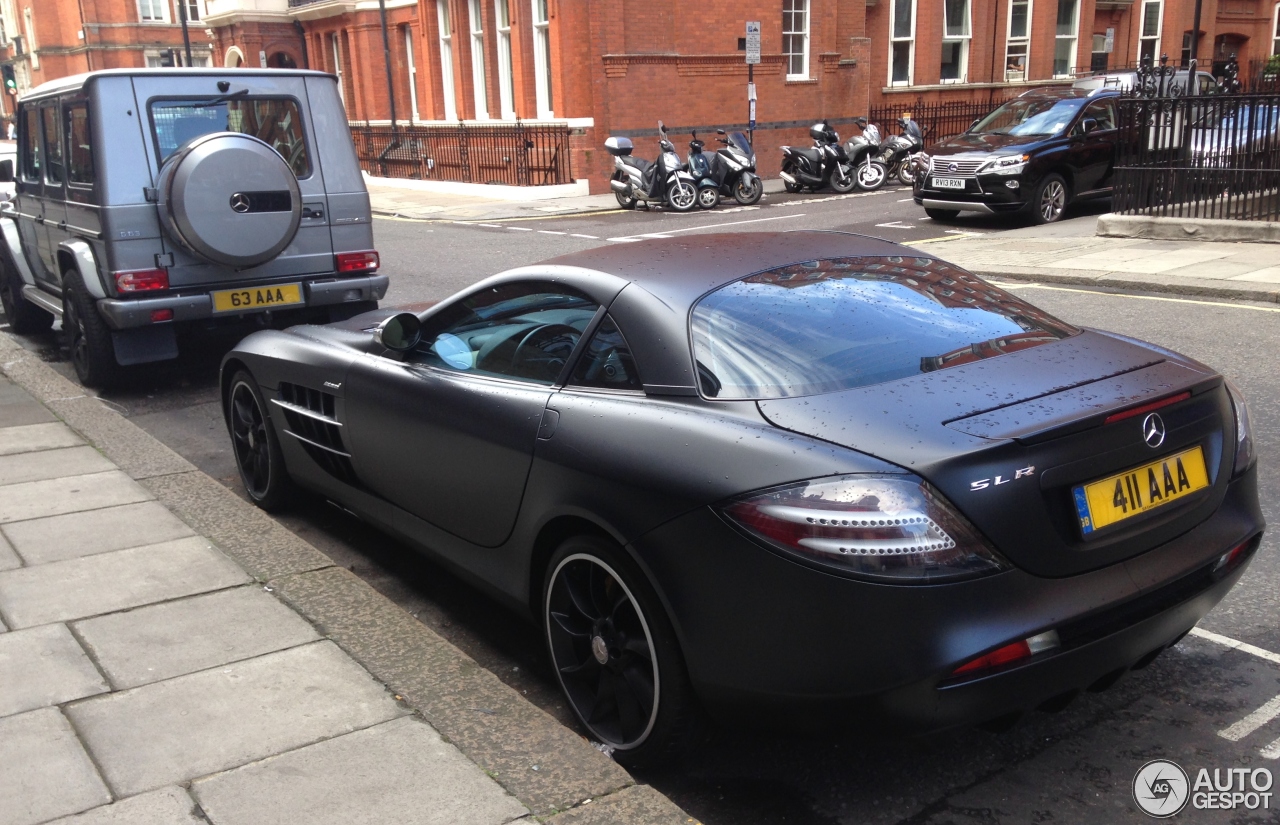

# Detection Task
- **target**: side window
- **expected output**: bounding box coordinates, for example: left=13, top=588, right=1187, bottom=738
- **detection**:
left=569, top=315, right=642, bottom=391
left=65, top=103, right=94, bottom=186
left=19, top=106, right=40, bottom=182
left=41, top=106, right=63, bottom=185
left=1080, top=100, right=1115, bottom=132
left=416, top=282, right=599, bottom=385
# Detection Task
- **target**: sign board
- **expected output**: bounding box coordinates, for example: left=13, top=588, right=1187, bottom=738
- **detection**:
left=745, top=21, right=761, bottom=65
left=1104, top=27, right=1115, bottom=54
left=749, top=99, right=756, bottom=131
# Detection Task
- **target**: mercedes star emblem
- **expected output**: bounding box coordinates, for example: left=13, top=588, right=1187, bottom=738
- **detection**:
left=229, top=193, right=251, bottom=213
left=1142, top=413, right=1167, bottom=448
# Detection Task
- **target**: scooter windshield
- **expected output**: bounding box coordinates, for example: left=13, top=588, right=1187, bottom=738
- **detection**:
left=728, top=132, right=752, bottom=155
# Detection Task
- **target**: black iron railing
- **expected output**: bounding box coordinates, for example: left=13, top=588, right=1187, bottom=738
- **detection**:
left=1112, top=90, right=1280, bottom=222
left=350, top=122, right=574, bottom=186
left=869, top=97, right=1016, bottom=143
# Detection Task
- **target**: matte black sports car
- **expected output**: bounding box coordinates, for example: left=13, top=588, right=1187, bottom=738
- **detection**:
left=221, top=232, right=1263, bottom=766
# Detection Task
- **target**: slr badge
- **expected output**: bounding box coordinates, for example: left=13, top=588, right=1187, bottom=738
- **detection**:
left=970, top=466, right=1035, bottom=491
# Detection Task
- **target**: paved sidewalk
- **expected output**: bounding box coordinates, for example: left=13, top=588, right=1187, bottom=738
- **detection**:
left=0, top=336, right=694, bottom=825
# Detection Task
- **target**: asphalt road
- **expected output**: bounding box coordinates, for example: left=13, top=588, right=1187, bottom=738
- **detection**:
left=4, top=190, right=1278, bottom=824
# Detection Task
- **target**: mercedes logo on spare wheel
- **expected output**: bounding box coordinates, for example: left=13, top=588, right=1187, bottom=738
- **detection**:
left=1143, top=413, right=1167, bottom=449
left=229, top=193, right=251, bottom=213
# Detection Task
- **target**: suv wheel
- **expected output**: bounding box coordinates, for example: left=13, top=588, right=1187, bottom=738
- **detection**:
left=1031, top=174, right=1069, bottom=225
left=62, top=274, right=121, bottom=388
left=0, top=259, right=53, bottom=334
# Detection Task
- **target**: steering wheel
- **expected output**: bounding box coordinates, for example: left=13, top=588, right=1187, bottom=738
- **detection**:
left=510, top=323, right=581, bottom=381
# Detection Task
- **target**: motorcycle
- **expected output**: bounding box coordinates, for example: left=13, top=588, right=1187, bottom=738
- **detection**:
left=844, top=116, right=889, bottom=191
left=878, top=117, right=925, bottom=186
left=709, top=129, right=763, bottom=205
left=687, top=131, right=721, bottom=209
left=605, top=122, right=699, bottom=212
left=779, top=121, right=856, bottom=194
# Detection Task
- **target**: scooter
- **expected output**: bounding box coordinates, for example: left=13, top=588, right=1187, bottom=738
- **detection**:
left=709, top=129, right=763, bottom=205
left=845, top=116, right=889, bottom=191
left=687, top=132, right=721, bottom=209
left=605, top=122, right=699, bottom=212
left=779, top=121, right=856, bottom=194
left=878, top=117, right=925, bottom=186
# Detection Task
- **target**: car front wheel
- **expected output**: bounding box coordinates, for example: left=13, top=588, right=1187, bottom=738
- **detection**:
left=1031, top=174, right=1069, bottom=224
left=544, top=534, right=698, bottom=768
left=227, top=370, right=295, bottom=511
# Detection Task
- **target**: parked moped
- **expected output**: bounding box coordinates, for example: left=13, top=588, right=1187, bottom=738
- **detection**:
left=605, top=122, right=699, bottom=212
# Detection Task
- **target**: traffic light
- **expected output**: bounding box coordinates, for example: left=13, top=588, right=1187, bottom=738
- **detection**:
left=1, top=65, right=16, bottom=96
left=159, top=50, right=176, bottom=68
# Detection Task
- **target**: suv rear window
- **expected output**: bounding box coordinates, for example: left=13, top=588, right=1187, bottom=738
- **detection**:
left=691, top=256, right=1079, bottom=399
left=150, top=98, right=309, bottom=177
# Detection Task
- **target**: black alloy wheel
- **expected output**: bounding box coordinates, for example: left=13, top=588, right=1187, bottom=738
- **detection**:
left=733, top=173, right=763, bottom=205
left=0, top=259, right=53, bottom=334
left=228, top=370, right=294, bottom=511
left=62, top=273, right=120, bottom=388
left=544, top=535, right=698, bottom=767
left=1032, top=174, right=1069, bottom=225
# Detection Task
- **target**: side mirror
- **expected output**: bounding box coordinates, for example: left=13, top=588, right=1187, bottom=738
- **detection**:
left=658, top=120, right=667, bottom=134
left=1082, top=117, right=1099, bottom=133
left=0, top=159, right=12, bottom=183
left=374, top=312, right=422, bottom=352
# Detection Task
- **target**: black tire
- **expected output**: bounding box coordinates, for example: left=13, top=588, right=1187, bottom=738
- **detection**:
left=896, top=161, right=917, bottom=186
left=62, top=273, right=121, bottom=388
left=696, top=185, right=720, bottom=209
left=0, top=257, right=53, bottom=334
left=666, top=179, right=698, bottom=213
left=612, top=172, right=638, bottom=210
left=781, top=160, right=803, bottom=193
left=829, top=163, right=857, bottom=193
left=732, top=173, right=763, bottom=205
left=227, top=370, right=295, bottom=511
left=544, top=534, right=699, bottom=769
left=925, top=207, right=960, bottom=221
left=1030, top=173, right=1069, bottom=225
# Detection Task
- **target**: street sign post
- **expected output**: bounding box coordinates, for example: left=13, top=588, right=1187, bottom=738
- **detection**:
left=745, top=21, right=760, bottom=145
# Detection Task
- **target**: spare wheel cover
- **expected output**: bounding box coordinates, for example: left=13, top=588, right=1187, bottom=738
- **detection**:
left=158, top=132, right=302, bottom=268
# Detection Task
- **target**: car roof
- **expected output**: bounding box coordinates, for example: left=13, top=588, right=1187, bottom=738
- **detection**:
left=22, top=68, right=333, bottom=101
left=1015, top=85, right=1106, bottom=100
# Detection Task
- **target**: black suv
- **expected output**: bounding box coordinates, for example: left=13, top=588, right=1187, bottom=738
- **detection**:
left=912, top=87, right=1121, bottom=224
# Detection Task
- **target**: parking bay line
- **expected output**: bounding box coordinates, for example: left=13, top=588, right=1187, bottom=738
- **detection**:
left=607, top=212, right=806, bottom=243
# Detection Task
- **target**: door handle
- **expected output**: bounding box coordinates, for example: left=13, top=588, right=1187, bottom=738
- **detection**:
left=34, top=215, right=43, bottom=224
left=537, top=408, right=559, bottom=440
left=58, top=220, right=67, bottom=230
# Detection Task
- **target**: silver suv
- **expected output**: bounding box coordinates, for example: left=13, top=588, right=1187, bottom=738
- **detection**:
left=0, top=68, right=387, bottom=387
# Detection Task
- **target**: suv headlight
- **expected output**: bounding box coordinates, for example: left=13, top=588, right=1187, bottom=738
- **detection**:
left=978, top=154, right=1030, bottom=175
left=1226, top=379, right=1256, bottom=476
left=721, top=474, right=1009, bottom=584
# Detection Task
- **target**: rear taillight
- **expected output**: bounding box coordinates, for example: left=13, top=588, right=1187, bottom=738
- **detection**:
left=721, top=474, right=1009, bottom=583
left=336, top=250, right=379, bottom=274
left=114, top=269, right=169, bottom=293
left=951, top=630, right=1060, bottom=678
left=1225, top=380, right=1255, bottom=476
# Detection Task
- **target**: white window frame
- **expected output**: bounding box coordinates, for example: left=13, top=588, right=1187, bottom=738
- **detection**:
left=180, top=0, right=202, bottom=21
left=330, top=34, right=345, bottom=104
left=495, top=0, right=515, bottom=119
left=1005, top=0, right=1032, bottom=81
left=941, top=0, right=971, bottom=83
left=438, top=0, right=458, bottom=121
left=532, top=0, right=553, bottom=118
left=1273, top=4, right=1280, bottom=55
left=783, top=0, right=810, bottom=80
left=889, top=0, right=917, bottom=86
left=1054, top=0, right=1080, bottom=78
left=468, top=0, right=488, bottom=119
left=1138, top=0, right=1163, bottom=64
left=137, top=0, right=169, bottom=23
left=22, top=6, right=37, bottom=69
left=404, top=26, right=421, bottom=121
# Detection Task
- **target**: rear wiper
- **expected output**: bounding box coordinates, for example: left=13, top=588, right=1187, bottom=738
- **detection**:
left=191, top=89, right=249, bottom=109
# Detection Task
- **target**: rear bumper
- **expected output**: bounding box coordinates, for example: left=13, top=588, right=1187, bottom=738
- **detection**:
left=96, top=274, right=389, bottom=330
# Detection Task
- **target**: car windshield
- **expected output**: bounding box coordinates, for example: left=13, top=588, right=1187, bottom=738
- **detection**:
left=970, top=97, right=1088, bottom=137
left=150, top=98, right=309, bottom=177
left=690, top=256, right=1079, bottom=399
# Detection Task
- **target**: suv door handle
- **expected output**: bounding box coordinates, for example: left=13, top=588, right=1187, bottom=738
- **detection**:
left=58, top=220, right=67, bottom=230
left=34, top=215, right=43, bottom=224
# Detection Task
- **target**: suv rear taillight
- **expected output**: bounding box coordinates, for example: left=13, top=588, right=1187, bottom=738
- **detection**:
left=114, top=269, right=169, bottom=293
left=336, top=250, right=379, bottom=274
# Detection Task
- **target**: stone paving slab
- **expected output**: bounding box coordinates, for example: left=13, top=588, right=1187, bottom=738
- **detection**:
left=0, top=446, right=115, bottom=488
left=0, top=378, right=57, bottom=428
left=75, top=586, right=321, bottom=689
left=0, top=421, right=85, bottom=456
left=0, top=536, right=249, bottom=629
left=67, top=640, right=408, bottom=797
left=0, top=470, right=152, bottom=524
left=0, top=623, right=109, bottom=717
left=0, top=707, right=111, bottom=825
left=0, top=529, right=18, bottom=572
left=44, top=787, right=204, bottom=825
left=1, top=501, right=196, bottom=566
left=193, top=716, right=530, bottom=825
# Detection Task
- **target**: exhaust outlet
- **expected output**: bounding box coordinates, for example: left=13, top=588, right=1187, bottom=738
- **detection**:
left=778, top=171, right=797, bottom=184
left=609, top=180, right=631, bottom=194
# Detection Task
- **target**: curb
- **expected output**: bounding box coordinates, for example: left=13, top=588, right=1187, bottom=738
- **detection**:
left=962, top=266, right=1280, bottom=304
left=1098, top=213, right=1280, bottom=245
left=0, top=333, right=697, bottom=824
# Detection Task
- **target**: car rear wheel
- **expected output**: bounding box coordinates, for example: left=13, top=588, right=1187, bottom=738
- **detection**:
left=544, top=535, right=698, bottom=768
left=227, top=370, right=295, bottom=511
left=62, top=274, right=120, bottom=388
left=925, top=207, right=960, bottom=221
left=1031, top=174, right=1069, bottom=225
left=0, top=258, right=53, bottom=334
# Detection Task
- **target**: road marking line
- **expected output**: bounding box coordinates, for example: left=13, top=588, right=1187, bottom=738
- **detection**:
left=607, top=237, right=644, bottom=242
left=995, top=283, right=1280, bottom=313
left=606, top=213, right=806, bottom=243
left=1220, top=694, right=1280, bottom=742
left=477, top=223, right=503, bottom=228
left=1262, top=738, right=1280, bottom=759
left=898, top=198, right=915, bottom=202
left=908, top=234, right=970, bottom=244
left=1190, top=627, right=1280, bottom=665
left=505, top=226, right=534, bottom=231
left=876, top=221, right=914, bottom=229
left=538, top=230, right=567, bottom=235
left=569, top=234, right=598, bottom=239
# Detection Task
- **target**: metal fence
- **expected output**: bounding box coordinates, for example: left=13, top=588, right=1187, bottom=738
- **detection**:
left=1112, top=91, right=1280, bottom=221
left=869, top=97, right=1016, bottom=143
left=351, top=122, right=574, bottom=186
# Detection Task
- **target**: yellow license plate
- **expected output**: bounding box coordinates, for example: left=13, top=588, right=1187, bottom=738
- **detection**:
left=211, top=283, right=304, bottom=314
left=1074, top=446, right=1210, bottom=535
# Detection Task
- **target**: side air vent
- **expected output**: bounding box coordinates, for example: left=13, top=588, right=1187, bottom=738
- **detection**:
left=274, top=382, right=357, bottom=484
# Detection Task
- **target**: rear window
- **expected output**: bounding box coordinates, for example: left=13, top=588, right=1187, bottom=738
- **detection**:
left=691, top=256, right=1078, bottom=399
left=149, top=97, right=309, bottom=177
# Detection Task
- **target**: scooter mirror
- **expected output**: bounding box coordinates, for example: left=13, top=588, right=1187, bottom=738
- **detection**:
left=659, top=121, right=667, bottom=133
left=717, top=129, right=726, bottom=135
